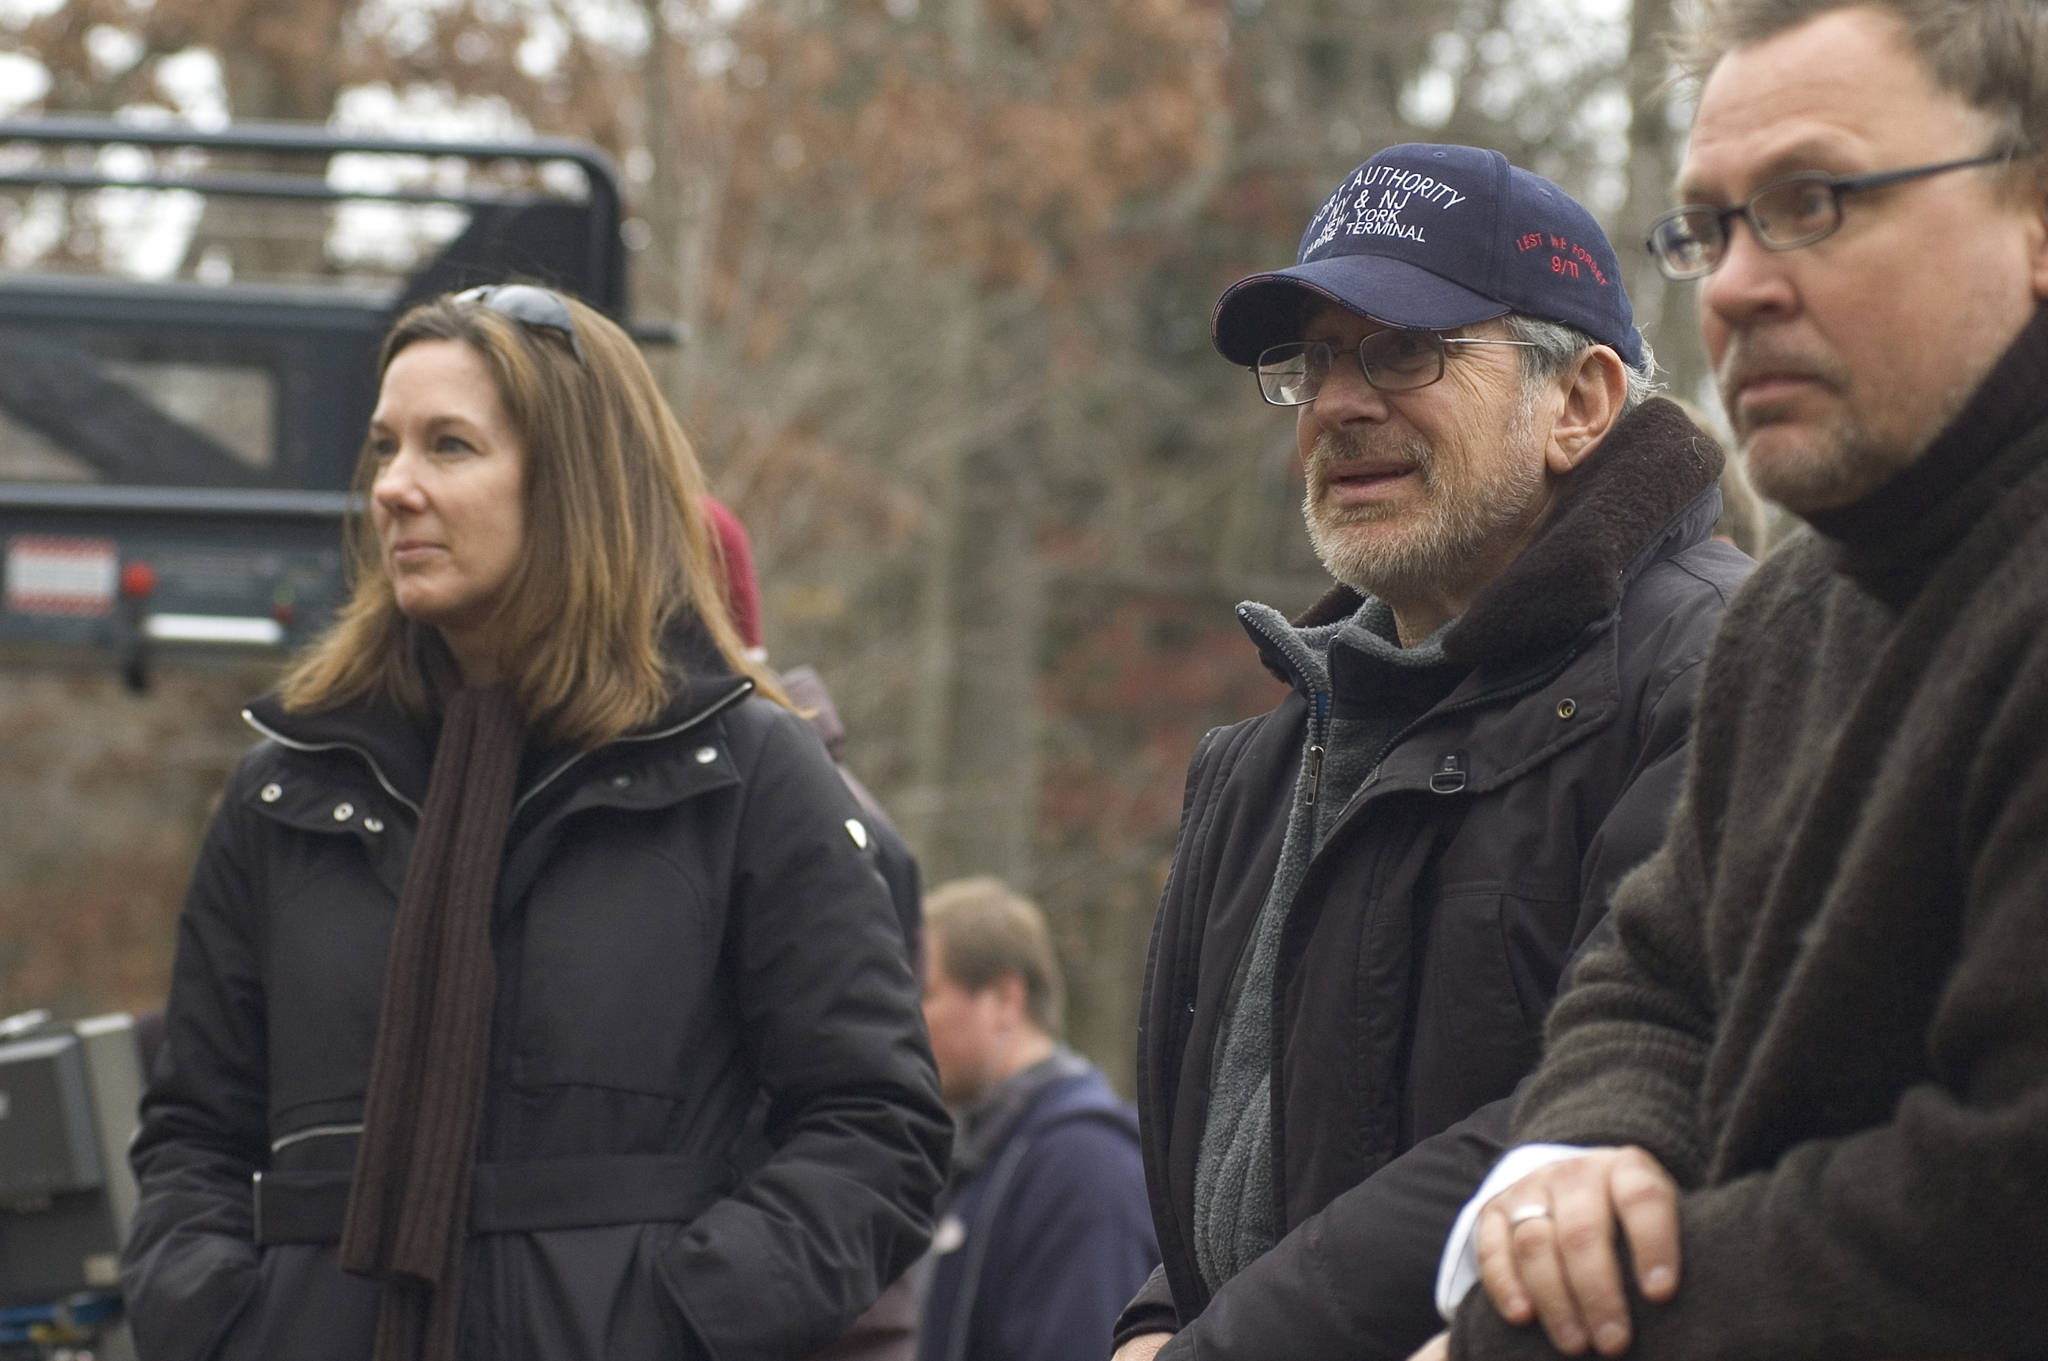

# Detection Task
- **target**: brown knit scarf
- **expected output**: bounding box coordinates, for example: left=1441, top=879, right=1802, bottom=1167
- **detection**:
left=339, top=683, right=527, bottom=1361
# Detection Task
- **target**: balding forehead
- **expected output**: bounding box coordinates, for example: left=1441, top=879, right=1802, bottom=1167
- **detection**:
left=1679, top=9, right=1993, bottom=198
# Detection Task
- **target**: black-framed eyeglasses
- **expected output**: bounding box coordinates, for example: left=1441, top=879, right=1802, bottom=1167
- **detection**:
left=1644, top=150, right=2012, bottom=281
left=1253, top=329, right=1537, bottom=406
left=455, top=283, right=585, bottom=365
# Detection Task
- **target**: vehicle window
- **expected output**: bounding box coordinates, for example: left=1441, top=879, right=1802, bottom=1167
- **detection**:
left=101, top=362, right=274, bottom=471
left=0, top=406, right=96, bottom=483
left=0, top=130, right=610, bottom=497
left=0, top=329, right=280, bottom=488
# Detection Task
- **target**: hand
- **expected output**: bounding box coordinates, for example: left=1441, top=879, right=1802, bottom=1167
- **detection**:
left=1406, top=1331, right=1450, bottom=1361
left=1475, top=1147, right=1679, bottom=1357
left=1111, top=1332, right=1173, bottom=1361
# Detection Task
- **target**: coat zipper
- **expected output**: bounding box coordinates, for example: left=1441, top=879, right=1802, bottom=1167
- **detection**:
left=1236, top=608, right=1336, bottom=811
left=271, top=1121, right=363, bottom=1153
left=1304, top=693, right=1329, bottom=807
left=510, top=679, right=753, bottom=820
left=242, top=710, right=424, bottom=817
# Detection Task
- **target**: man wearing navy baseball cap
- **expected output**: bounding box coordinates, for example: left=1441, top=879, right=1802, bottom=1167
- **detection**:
left=1109, top=145, right=1752, bottom=1361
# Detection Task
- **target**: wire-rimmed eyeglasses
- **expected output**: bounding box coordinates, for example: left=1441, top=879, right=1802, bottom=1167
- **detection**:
left=1254, top=329, right=1537, bottom=406
left=1644, top=150, right=2011, bottom=281
left=455, top=283, right=585, bottom=365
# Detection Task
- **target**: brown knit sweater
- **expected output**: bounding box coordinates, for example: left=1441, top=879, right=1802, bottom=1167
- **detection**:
left=1453, top=307, right=2048, bottom=1361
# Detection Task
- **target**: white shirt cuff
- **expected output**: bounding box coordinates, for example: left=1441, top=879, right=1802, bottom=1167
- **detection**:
left=1434, top=1144, right=1600, bottom=1320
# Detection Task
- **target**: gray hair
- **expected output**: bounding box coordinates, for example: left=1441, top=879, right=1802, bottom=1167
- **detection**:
left=1502, top=313, right=1660, bottom=413
left=1677, top=1, right=2047, bottom=173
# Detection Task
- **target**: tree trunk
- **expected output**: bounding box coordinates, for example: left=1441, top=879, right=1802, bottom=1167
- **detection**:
left=900, top=0, right=1044, bottom=889
left=1623, top=0, right=1713, bottom=409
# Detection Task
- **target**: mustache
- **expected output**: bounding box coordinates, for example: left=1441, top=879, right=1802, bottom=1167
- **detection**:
left=1305, top=430, right=1432, bottom=489
left=1715, top=333, right=1850, bottom=411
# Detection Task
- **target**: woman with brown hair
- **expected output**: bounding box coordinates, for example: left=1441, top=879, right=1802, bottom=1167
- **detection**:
left=120, top=286, right=949, bottom=1361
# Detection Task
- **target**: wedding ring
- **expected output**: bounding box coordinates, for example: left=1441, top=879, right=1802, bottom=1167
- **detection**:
left=1506, top=1203, right=1553, bottom=1227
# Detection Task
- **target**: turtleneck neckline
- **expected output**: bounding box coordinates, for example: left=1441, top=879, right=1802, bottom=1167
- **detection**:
left=1807, top=305, right=2048, bottom=606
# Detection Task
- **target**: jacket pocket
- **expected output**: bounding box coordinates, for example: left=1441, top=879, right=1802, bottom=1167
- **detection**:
left=1408, top=889, right=1566, bottom=1138
left=215, top=1245, right=380, bottom=1361
left=484, top=1224, right=708, bottom=1361
left=610, top=1222, right=710, bottom=1361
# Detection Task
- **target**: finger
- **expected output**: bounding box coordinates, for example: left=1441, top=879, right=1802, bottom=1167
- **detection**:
left=1611, top=1149, right=1682, bottom=1302
left=1112, top=1334, right=1174, bottom=1361
left=1548, top=1161, right=1634, bottom=1356
left=1475, top=1199, right=1536, bottom=1325
left=1405, top=1331, right=1452, bottom=1361
left=1504, top=1201, right=1593, bottom=1355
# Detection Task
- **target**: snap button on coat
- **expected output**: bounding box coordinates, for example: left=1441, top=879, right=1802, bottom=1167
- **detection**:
left=1557, top=698, right=1577, bottom=719
left=332, top=803, right=354, bottom=822
left=695, top=746, right=718, bottom=764
left=261, top=784, right=282, bottom=803
left=363, top=818, right=384, bottom=834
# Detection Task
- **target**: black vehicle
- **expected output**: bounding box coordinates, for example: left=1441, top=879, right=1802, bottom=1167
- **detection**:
left=0, top=117, right=644, bottom=686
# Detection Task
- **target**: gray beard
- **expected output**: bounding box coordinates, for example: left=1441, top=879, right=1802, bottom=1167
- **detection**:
left=1302, top=411, right=1547, bottom=606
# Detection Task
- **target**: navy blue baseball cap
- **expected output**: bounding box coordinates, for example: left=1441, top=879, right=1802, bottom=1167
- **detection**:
left=1212, top=144, right=1642, bottom=369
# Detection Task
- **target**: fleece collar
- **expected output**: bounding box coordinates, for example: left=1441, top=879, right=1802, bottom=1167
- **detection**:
left=1260, top=395, right=1723, bottom=686
left=1237, top=594, right=1457, bottom=708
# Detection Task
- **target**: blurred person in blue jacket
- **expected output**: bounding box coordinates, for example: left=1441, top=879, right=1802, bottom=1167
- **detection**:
left=918, top=878, right=1159, bottom=1361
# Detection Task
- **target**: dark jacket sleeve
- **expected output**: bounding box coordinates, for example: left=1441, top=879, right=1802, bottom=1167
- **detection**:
left=1155, top=1098, right=1510, bottom=1361
left=658, top=708, right=951, bottom=1358
left=989, top=1118, right=1160, bottom=1361
left=1113, top=1266, right=1180, bottom=1350
left=865, top=810, right=924, bottom=963
left=122, top=782, right=271, bottom=1361
left=1569, top=652, right=1705, bottom=952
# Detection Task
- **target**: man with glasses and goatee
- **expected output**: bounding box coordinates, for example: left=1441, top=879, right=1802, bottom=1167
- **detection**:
left=1420, top=4, right=2048, bottom=1361
left=1108, top=145, right=1750, bottom=1361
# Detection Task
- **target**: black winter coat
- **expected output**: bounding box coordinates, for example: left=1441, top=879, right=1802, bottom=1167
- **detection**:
left=1116, top=400, right=1751, bottom=1361
left=122, top=666, right=950, bottom=1361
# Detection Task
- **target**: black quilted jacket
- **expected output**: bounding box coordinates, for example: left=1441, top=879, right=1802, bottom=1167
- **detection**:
left=122, top=656, right=949, bottom=1361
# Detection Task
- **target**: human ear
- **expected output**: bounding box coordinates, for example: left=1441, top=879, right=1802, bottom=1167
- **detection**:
left=989, top=973, right=1031, bottom=1026
left=2027, top=173, right=2048, bottom=303
left=1545, top=346, right=1628, bottom=476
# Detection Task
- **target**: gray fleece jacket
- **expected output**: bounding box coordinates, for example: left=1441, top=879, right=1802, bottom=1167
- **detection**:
left=1194, top=599, right=1463, bottom=1288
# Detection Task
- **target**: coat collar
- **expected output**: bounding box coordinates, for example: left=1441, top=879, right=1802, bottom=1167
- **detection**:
left=243, top=618, right=750, bottom=814
left=1277, top=396, right=1723, bottom=677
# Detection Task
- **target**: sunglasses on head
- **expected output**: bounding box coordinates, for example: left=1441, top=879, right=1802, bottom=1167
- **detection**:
left=455, top=283, right=585, bottom=365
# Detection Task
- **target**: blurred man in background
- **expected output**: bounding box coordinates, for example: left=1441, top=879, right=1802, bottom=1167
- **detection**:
left=1112, top=144, right=1749, bottom=1361
left=919, top=877, right=1157, bottom=1361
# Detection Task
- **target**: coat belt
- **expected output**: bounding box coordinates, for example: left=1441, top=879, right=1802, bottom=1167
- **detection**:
left=251, top=1153, right=734, bottom=1245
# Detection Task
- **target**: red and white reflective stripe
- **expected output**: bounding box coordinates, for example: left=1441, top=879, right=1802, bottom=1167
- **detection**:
left=5, top=536, right=119, bottom=617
